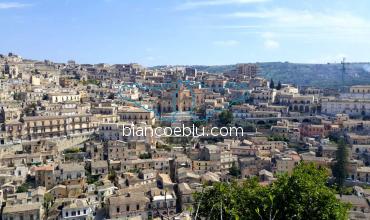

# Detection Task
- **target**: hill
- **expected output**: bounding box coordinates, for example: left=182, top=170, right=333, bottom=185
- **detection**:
left=182, top=62, right=370, bottom=88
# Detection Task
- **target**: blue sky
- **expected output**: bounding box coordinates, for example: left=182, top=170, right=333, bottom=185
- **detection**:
left=1, top=0, right=370, bottom=66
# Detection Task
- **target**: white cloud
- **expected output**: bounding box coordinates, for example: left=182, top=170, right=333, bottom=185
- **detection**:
left=0, top=2, right=30, bottom=9
left=261, top=32, right=279, bottom=49
left=261, top=32, right=275, bottom=39
left=227, top=8, right=370, bottom=31
left=213, top=40, right=240, bottom=47
left=176, top=0, right=268, bottom=10
left=146, top=56, right=156, bottom=61
left=264, top=39, right=279, bottom=49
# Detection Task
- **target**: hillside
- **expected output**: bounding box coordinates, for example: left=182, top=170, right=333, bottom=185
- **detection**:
left=189, top=62, right=370, bottom=88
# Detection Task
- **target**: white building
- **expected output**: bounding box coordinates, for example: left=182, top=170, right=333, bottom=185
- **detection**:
left=61, top=199, right=94, bottom=220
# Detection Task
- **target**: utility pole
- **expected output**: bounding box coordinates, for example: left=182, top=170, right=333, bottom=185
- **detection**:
left=341, top=57, right=346, bottom=91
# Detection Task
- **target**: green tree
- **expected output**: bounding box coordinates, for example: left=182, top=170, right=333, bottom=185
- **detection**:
left=270, top=79, right=275, bottom=89
left=332, top=138, right=349, bottom=196
left=193, top=163, right=350, bottom=220
left=268, top=135, right=288, bottom=142
left=229, top=162, right=241, bottom=178
left=272, top=163, right=349, bottom=220
left=107, top=93, right=115, bottom=99
left=43, top=192, right=54, bottom=216
left=16, top=183, right=29, bottom=193
left=276, top=81, right=282, bottom=90
left=139, top=152, right=152, bottom=159
left=108, top=170, right=117, bottom=182
left=218, top=110, right=233, bottom=126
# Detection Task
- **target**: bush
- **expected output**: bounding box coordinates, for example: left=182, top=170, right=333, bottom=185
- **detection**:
left=193, top=163, right=350, bottom=220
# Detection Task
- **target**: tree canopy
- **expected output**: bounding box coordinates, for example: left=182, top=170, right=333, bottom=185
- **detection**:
left=218, top=110, right=234, bottom=126
left=276, top=81, right=282, bottom=90
left=193, top=163, right=350, bottom=220
left=332, top=138, right=349, bottom=196
left=270, top=79, right=275, bottom=89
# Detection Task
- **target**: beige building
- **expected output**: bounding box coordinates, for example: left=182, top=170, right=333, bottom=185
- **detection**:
left=159, top=83, right=193, bottom=113
left=48, top=92, right=80, bottom=103
left=107, top=140, right=147, bottom=161
left=107, top=192, right=150, bottom=219
left=274, top=152, right=301, bottom=174
left=350, top=85, right=370, bottom=94
left=118, top=106, right=155, bottom=125
left=251, top=88, right=276, bottom=104
left=2, top=203, right=43, bottom=220
left=33, top=164, right=54, bottom=190
left=23, top=114, right=95, bottom=140
left=91, top=160, right=108, bottom=176
left=322, top=98, right=370, bottom=116
left=191, top=143, right=237, bottom=175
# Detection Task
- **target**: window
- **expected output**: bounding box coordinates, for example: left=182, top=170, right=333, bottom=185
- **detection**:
left=126, top=205, right=130, bottom=211
left=136, top=204, right=140, bottom=210
left=117, top=207, right=120, bottom=213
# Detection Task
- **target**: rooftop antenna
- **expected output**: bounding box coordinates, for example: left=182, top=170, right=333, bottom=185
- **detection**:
left=341, top=57, right=346, bottom=90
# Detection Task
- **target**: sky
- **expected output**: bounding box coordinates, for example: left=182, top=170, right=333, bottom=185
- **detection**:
left=1, top=0, right=370, bottom=66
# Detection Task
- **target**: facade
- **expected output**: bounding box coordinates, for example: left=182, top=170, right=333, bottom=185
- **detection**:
left=322, top=98, right=370, bottom=116
left=118, top=106, right=155, bottom=125
left=48, top=92, right=80, bottom=103
left=34, top=165, right=54, bottom=190
left=107, top=193, right=150, bottom=219
left=2, top=203, right=42, bottom=220
left=23, top=114, right=95, bottom=141
left=61, top=199, right=93, bottom=220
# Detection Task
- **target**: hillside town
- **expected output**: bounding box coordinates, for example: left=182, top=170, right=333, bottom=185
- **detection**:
left=1, top=52, right=370, bottom=220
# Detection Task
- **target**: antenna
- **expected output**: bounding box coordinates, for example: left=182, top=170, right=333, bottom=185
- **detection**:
left=341, top=57, right=346, bottom=89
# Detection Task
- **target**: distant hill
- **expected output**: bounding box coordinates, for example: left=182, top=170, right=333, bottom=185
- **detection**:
left=156, top=62, right=370, bottom=88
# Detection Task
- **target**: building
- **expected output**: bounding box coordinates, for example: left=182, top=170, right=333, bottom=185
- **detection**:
left=107, top=192, right=150, bottom=219
left=23, top=114, right=95, bottom=141
left=34, top=164, right=54, bottom=190
left=61, top=199, right=94, bottom=220
left=48, top=92, right=80, bottom=103
left=118, top=106, right=155, bottom=125
left=2, top=203, right=43, bottom=220
left=322, top=98, right=370, bottom=116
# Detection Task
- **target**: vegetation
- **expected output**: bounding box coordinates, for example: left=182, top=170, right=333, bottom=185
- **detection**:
left=269, top=79, right=275, bottom=89
left=108, top=170, right=117, bottom=182
left=139, top=152, right=152, bottom=159
left=189, top=62, right=370, bottom=88
left=193, top=163, right=350, bottom=220
left=235, top=121, right=257, bottom=132
left=82, top=79, right=100, bottom=86
left=64, top=147, right=82, bottom=154
left=16, top=182, right=30, bottom=193
left=218, top=110, right=234, bottom=126
left=86, top=169, right=100, bottom=184
left=229, top=162, right=241, bottom=178
left=328, top=132, right=341, bottom=143
left=276, top=81, right=282, bottom=90
left=107, top=93, right=115, bottom=99
left=23, top=103, right=37, bottom=116
left=268, top=135, right=288, bottom=142
left=43, top=193, right=55, bottom=216
left=332, top=138, right=349, bottom=196
left=156, top=142, right=172, bottom=152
